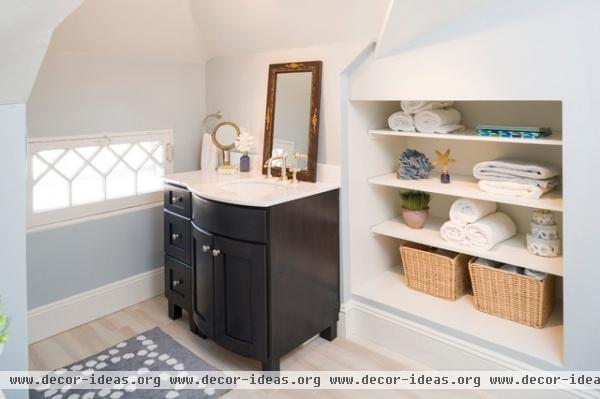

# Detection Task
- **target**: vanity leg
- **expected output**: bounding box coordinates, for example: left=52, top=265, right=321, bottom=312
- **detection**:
left=319, top=324, right=337, bottom=341
left=189, top=316, right=208, bottom=339
left=261, top=358, right=280, bottom=372
left=189, top=315, right=199, bottom=334
left=168, top=302, right=182, bottom=320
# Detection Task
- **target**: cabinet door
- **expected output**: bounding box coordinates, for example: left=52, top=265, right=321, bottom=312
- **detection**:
left=213, top=236, right=267, bottom=360
left=191, top=225, right=214, bottom=338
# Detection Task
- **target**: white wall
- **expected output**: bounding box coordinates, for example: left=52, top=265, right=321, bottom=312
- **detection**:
left=26, top=50, right=206, bottom=309
left=27, top=51, right=206, bottom=171
left=206, top=41, right=371, bottom=167
left=349, top=0, right=600, bottom=369
left=0, top=105, right=28, bottom=399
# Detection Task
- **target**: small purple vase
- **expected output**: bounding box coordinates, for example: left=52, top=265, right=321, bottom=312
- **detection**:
left=239, top=153, right=250, bottom=172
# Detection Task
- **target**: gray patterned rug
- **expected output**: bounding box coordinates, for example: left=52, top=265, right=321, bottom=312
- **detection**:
left=30, top=327, right=229, bottom=399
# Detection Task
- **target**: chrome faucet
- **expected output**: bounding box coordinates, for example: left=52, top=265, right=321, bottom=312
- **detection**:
left=291, top=151, right=308, bottom=184
left=264, top=153, right=288, bottom=181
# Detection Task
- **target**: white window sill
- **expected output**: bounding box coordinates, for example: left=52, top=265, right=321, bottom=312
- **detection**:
left=26, top=201, right=163, bottom=233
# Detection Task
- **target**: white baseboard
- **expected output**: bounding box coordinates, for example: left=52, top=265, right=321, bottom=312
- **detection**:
left=28, top=267, right=164, bottom=343
left=345, top=299, right=600, bottom=399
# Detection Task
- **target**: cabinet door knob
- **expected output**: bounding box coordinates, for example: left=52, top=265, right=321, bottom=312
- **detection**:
left=171, top=195, right=180, bottom=203
left=212, top=249, right=221, bottom=257
left=171, top=233, right=180, bottom=240
left=172, top=280, right=182, bottom=287
left=202, top=245, right=211, bottom=252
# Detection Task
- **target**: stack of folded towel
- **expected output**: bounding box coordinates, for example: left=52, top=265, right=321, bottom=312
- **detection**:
left=473, top=257, right=548, bottom=281
left=387, top=101, right=464, bottom=134
left=473, top=159, right=561, bottom=199
left=440, top=198, right=517, bottom=250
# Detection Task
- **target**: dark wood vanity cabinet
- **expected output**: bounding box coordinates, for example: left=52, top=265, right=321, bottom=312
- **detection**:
left=163, top=183, right=340, bottom=371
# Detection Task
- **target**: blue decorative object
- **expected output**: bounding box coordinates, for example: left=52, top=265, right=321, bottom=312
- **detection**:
left=397, top=149, right=433, bottom=180
left=239, top=153, right=250, bottom=172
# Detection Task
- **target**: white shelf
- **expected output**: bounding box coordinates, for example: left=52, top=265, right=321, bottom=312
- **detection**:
left=353, top=269, right=563, bottom=367
left=368, top=128, right=563, bottom=146
left=371, top=216, right=563, bottom=276
left=369, top=173, right=563, bottom=212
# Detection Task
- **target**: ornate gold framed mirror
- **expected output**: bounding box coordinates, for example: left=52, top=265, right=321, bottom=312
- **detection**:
left=263, top=61, right=322, bottom=182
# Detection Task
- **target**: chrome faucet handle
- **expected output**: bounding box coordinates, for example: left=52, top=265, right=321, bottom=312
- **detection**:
left=280, top=153, right=288, bottom=182
left=291, top=152, right=308, bottom=184
left=291, top=168, right=299, bottom=185
left=264, top=158, right=274, bottom=180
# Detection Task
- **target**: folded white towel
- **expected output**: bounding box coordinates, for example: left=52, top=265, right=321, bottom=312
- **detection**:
left=200, top=133, right=219, bottom=171
left=524, top=268, right=547, bottom=281
left=473, top=258, right=503, bottom=268
left=478, top=180, right=558, bottom=199
left=414, top=109, right=462, bottom=133
left=465, top=212, right=517, bottom=250
left=388, top=111, right=414, bottom=131
left=473, top=159, right=560, bottom=180
left=449, top=198, right=497, bottom=226
left=440, top=220, right=466, bottom=243
left=401, top=101, right=453, bottom=114
left=500, top=264, right=524, bottom=274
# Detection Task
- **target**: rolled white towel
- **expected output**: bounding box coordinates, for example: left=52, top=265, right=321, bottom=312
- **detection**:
left=414, top=108, right=462, bottom=133
left=401, top=101, right=453, bottom=114
left=388, top=111, right=414, bottom=131
left=464, top=212, right=517, bottom=250
left=478, top=180, right=558, bottom=199
left=440, top=220, right=466, bottom=243
left=473, top=158, right=560, bottom=180
left=449, top=198, right=497, bottom=226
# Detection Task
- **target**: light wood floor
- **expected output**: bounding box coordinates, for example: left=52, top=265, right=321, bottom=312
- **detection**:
left=29, top=296, right=490, bottom=398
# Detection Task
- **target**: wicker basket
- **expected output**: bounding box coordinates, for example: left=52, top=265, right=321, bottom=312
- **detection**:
left=468, top=259, right=555, bottom=328
left=399, top=242, right=473, bottom=301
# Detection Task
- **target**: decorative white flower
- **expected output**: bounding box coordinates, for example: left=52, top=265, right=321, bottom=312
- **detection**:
left=235, top=128, right=255, bottom=154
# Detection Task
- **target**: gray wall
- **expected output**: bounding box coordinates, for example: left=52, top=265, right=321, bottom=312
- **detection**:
left=26, top=51, right=205, bottom=309
left=0, top=104, right=28, bottom=399
left=27, top=206, right=163, bottom=308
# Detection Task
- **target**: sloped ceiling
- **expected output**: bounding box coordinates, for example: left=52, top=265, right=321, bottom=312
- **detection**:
left=45, top=0, right=390, bottom=62
left=190, top=0, right=390, bottom=58
left=375, top=0, right=485, bottom=58
left=0, top=0, right=83, bottom=104
left=48, top=0, right=206, bottom=62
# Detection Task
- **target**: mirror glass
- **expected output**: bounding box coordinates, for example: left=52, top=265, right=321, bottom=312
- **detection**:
left=272, top=72, right=312, bottom=169
left=212, top=122, right=239, bottom=150
left=263, top=61, right=321, bottom=182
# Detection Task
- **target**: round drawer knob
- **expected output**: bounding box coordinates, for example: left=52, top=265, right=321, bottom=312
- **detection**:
left=172, top=280, right=182, bottom=287
left=202, top=245, right=211, bottom=252
left=171, top=233, right=180, bottom=240
left=171, top=196, right=181, bottom=203
left=212, top=249, right=221, bottom=257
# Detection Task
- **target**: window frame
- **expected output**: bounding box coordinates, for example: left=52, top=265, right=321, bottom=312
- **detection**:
left=27, top=130, right=174, bottom=229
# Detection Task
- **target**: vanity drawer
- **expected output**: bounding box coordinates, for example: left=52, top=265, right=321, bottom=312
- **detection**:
left=192, top=195, right=267, bottom=243
left=164, top=185, right=192, bottom=219
left=164, top=210, right=192, bottom=264
left=164, top=255, right=191, bottom=310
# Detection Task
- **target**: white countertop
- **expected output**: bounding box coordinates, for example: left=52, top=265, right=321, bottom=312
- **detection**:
left=163, top=170, right=340, bottom=207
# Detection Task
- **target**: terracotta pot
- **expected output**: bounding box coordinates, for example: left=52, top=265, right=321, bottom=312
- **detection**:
left=401, top=207, right=429, bottom=229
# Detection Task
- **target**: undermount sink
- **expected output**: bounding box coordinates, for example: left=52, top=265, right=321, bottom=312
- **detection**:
left=219, top=180, right=289, bottom=197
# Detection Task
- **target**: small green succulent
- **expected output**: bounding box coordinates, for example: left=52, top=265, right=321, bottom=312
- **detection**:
left=0, top=302, right=8, bottom=345
left=400, top=190, right=431, bottom=211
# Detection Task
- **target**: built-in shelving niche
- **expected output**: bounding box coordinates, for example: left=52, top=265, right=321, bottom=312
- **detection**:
left=347, top=100, right=563, bottom=368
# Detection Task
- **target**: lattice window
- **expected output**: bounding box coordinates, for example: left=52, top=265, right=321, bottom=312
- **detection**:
left=28, top=130, right=173, bottom=228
